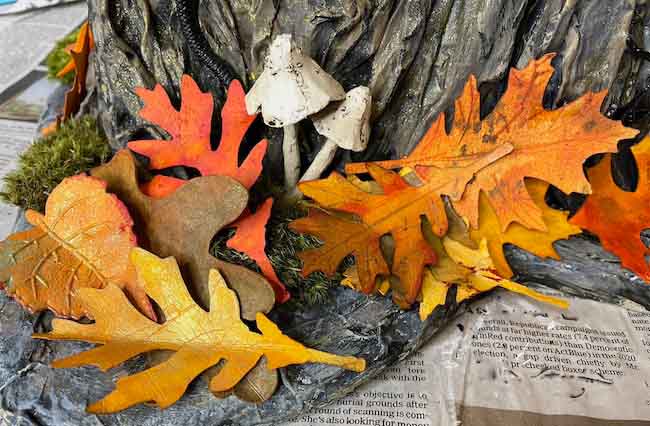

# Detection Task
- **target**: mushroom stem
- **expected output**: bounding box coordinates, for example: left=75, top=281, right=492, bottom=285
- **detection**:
left=283, top=124, right=301, bottom=189
left=300, top=139, right=338, bottom=182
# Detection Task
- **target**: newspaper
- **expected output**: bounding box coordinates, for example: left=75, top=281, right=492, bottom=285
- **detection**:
left=286, top=291, right=650, bottom=426
left=0, top=2, right=86, bottom=95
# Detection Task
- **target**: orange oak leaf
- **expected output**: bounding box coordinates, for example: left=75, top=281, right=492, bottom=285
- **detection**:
left=291, top=145, right=509, bottom=309
left=570, top=139, right=650, bottom=281
left=57, top=21, right=95, bottom=79
left=62, top=21, right=92, bottom=122
left=34, top=248, right=365, bottom=413
left=346, top=54, right=637, bottom=231
left=226, top=198, right=289, bottom=303
left=128, top=76, right=267, bottom=194
left=0, top=175, right=154, bottom=320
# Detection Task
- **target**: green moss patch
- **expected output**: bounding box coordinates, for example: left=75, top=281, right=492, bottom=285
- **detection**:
left=1, top=116, right=111, bottom=212
left=46, top=28, right=80, bottom=85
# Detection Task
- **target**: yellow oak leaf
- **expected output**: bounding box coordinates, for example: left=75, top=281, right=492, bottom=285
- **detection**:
left=419, top=237, right=568, bottom=321
left=34, top=248, right=365, bottom=413
left=469, top=179, right=581, bottom=278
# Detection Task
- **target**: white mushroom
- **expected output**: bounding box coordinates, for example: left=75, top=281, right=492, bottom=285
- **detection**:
left=300, top=86, right=372, bottom=182
left=245, top=34, right=345, bottom=190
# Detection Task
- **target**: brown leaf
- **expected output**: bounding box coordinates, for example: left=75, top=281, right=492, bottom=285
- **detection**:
left=62, top=21, right=92, bottom=122
left=91, top=150, right=275, bottom=321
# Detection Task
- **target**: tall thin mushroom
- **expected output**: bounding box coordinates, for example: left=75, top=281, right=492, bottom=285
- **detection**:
left=245, top=34, right=345, bottom=190
left=301, top=86, right=372, bottom=182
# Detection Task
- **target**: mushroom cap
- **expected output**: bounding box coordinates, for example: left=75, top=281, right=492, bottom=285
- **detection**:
left=245, top=34, right=345, bottom=128
left=311, top=86, right=372, bottom=152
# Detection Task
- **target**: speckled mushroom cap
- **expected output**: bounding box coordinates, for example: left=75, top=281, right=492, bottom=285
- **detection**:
left=311, top=86, right=372, bottom=152
left=245, top=34, right=345, bottom=128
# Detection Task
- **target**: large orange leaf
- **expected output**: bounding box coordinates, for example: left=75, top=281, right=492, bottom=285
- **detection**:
left=128, top=76, right=267, bottom=193
left=34, top=248, right=365, bottom=413
left=291, top=144, right=509, bottom=309
left=61, top=21, right=92, bottom=123
left=346, top=54, right=636, bottom=231
left=570, top=140, right=650, bottom=281
left=226, top=198, right=289, bottom=303
left=0, top=175, right=154, bottom=320
left=57, top=21, right=95, bottom=79
left=470, top=179, right=581, bottom=278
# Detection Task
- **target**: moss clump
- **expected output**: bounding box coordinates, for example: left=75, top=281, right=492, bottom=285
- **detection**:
left=46, top=29, right=79, bottom=85
left=1, top=116, right=111, bottom=212
left=211, top=205, right=352, bottom=308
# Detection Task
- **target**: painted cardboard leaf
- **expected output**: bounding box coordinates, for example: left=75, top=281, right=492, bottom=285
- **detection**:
left=57, top=21, right=95, bottom=79
left=62, top=21, right=92, bottom=122
left=128, top=77, right=267, bottom=194
left=226, top=198, right=289, bottom=303
left=91, top=150, right=275, bottom=321
left=470, top=179, right=581, bottom=278
left=570, top=140, right=650, bottom=281
left=0, top=175, right=154, bottom=320
left=34, top=248, right=365, bottom=414
left=346, top=54, right=636, bottom=231
left=419, top=238, right=568, bottom=321
left=291, top=148, right=508, bottom=308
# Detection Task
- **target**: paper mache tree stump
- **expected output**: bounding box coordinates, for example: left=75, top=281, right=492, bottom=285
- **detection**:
left=1, top=1, right=650, bottom=425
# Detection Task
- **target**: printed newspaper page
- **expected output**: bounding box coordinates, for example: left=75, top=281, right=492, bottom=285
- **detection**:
left=285, top=291, right=650, bottom=426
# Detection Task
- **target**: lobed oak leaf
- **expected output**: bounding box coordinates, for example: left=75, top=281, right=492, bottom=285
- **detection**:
left=34, top=248, right=365, bottom=413
left=570, top=139, right=650, bottom=281
left=57, top=21, right=95, bottom=79
left=291, top=145, right=509, bottom=309
left=346, top=54, right=637, bottom=231
left=91, top=150, right=276, bottom=321
left=128, top=76, right=267, bottom=193
left=61, top=21, right=92, bottom=123
left=419, top=237, right=568, bottom=321
left=470, top=179, right=581, bottom=278
left=0, top=175, right=154, bottom=320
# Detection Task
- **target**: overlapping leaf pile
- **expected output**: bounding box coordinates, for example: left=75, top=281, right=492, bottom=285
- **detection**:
left=34, top=249, right=364, bottom=413
left=128, top=77, right=288, bottom=302
left=0, top=75, right=366, bottom=413
left=291, top=54, right=638, bottom=317
left=0, top=50, right=644, bottom=415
